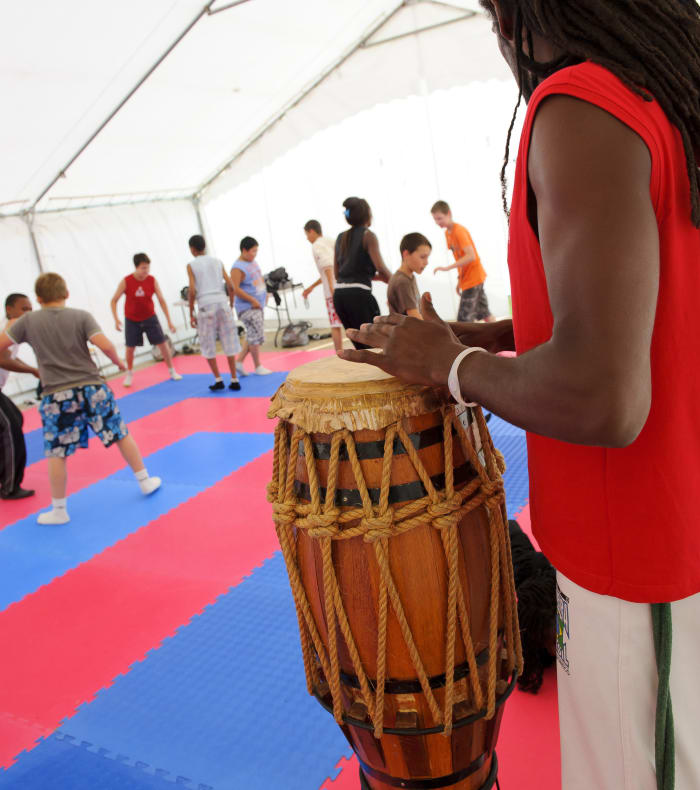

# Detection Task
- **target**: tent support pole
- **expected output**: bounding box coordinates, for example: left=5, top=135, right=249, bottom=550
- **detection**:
left=24, top=213, right=44, bottom=274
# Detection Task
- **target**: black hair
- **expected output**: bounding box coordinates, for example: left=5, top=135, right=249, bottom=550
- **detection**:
left=339, top=197, right=372, bottom=257
left=342, top=197, right=371, bottom=227
left=5, top=293, right=28, bottom=312
left=133, top=252, right=150, bottom=267
left=479, top=0, right=700, bottom=227
left=400, top=233, right=432, bottom=255
left=430, top=200, right=450, bottom=215
left=189, top=234, right=206, bottom=252
left=304, top=219, right=322, bottom=235
left=240, top=236, right=258, bottom=252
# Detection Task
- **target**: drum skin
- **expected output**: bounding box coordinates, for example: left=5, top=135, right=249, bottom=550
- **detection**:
left=289, top=407, right=511, bottom=790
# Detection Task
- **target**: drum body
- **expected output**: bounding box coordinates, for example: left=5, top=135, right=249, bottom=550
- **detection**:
left=268, top=358, right=521, bottom=790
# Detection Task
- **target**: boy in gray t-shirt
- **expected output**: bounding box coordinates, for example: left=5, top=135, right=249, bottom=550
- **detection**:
left=387, top=233, right=432, bottom=317
left=0, top=273, right=162, bottom=525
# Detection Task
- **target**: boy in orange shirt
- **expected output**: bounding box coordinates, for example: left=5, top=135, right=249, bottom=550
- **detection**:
left=431, top=200, right=494, bottom=322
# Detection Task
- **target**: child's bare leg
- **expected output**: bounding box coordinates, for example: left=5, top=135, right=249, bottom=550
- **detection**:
left=331, top=327, right=343, bottom=353
left=157, top=341, right=173, bottom=368
left=206, top=357, right=221, bottom=378
left=38, top=457, right=70, bottom=524
left=116, top=434, right=145, bottom=473
left=116, top=434, right=162, bottom=495
left=47, top=457, right=68, bottom=499
left=125, top=347, right=135, bottom=371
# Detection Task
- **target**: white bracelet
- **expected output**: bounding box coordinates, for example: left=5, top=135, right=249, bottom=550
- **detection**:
left=448, top=347, right=486, bottom=407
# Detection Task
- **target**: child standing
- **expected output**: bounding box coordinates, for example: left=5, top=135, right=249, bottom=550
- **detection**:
left=430, top=200, right=494, bottom=323
left=301, top=220, right=344, bottom=353
left=0, top=273, right=162, bottom=524
left=231, top=237, right=272, bottom=376
left=387, top=233, right=432, bottom=318
left=187, top=235, right=241, bottom=391
left=110, top=252, right=182, bottom=387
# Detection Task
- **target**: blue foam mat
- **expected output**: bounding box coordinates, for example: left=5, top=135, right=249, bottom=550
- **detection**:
left=0, top=554, right=351, bottom=790
left=0, top=431, right=273, bottom=611
left=24, top=373, right=287, bottom=465
left=487, top=415, right=528, bottom=518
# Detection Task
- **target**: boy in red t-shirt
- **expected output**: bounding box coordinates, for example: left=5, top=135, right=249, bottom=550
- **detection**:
left=431, top=200, right=494, bottom=323
left=110, top=253, right=181, bottom=387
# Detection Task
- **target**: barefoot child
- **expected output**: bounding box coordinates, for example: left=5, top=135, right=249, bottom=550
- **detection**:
left=0, top=273, right=162, bottom=524
left=110, top=252, right=182, bottom=387
left=387, top=233, right=432, bottom=318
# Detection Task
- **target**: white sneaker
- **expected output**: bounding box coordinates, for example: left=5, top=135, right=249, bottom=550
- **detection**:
left=124, top=371, right=133, bottom=387
left=139, top=476, right=162, bottom=495
left=236, top=363, right=248, bottom=377
left=255, top=365, right=272, bottom=375
left=169, top=369, right=183, bottom=381
left=37, top=508, right=70, bottom=525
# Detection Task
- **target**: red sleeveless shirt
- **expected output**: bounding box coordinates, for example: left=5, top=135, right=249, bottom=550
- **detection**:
left=124, top=274, right=156, bottom=322
left=508, top=63, right=700, bottom=603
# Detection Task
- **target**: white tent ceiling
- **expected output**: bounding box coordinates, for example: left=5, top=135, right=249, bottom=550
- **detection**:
left=2, top=0, right=508, bottom=215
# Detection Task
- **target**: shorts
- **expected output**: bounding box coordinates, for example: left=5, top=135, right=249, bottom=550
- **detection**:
left=239, top=307, right=265, bottom=347
left=325, top=296, right=342, bottom=329
left=125, top=315, right=166, bottom=347
left=198, top=302, right=240, bottom=358
left=40, top=384, right=128, bottom=458
left=457, top=283, right=491, bottom=322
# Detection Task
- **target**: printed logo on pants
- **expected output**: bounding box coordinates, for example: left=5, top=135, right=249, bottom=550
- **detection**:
left=556, top=583, right=571, bottom=674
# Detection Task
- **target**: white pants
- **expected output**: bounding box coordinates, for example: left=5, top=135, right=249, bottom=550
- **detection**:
left=556, top=572, right=700, bottom=790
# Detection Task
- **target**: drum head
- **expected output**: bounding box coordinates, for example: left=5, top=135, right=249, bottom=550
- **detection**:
left=270, top=355, right=451, bottom=434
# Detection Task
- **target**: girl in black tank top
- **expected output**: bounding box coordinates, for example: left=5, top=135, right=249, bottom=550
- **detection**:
left=332, top=197, right=392, bottom=349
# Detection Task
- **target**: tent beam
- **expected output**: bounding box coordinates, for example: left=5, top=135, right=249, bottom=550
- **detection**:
left=362, top=10, right=476, bottom=48
left=208, top=0, right=253, bottom=16
left=195, top=0, right=408, bottom=200
left=27, top=1, right=222, bottom=213
left=24, top=213, right=44, bottom=274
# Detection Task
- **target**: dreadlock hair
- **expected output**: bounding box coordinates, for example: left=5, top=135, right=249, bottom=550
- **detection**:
left=479, top=0, right=700, bottom=227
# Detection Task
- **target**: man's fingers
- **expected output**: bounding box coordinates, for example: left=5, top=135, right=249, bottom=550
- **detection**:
left=337, top=349, right=389, bottom=370
left=420, top=292, right=445, bottom=325
left=373, top=313, right=404, bottom=326
left=346, top=324, right=389, bottom=348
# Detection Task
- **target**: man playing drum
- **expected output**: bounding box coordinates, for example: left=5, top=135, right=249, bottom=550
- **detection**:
left=340, top=2, right=700, bottom=788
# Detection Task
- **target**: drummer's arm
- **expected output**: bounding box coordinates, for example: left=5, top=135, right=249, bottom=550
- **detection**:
left=342, top=97, right=659, bottom=448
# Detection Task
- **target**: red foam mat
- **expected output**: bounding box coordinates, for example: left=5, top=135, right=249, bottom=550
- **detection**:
left=0, top=451, right=279, bottom=768
left=1, top=397, right=273, bottom=529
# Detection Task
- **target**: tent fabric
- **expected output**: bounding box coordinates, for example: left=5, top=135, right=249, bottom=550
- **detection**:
left=1, top=0, right=504, bottom=213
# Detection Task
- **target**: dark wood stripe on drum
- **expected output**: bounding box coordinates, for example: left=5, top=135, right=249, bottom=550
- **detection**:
left=313, top=672, right=518, bottom=737
left=294, top=461, right=475, bottom=507
left=298, top=423, right=457, bottom=461
left=339, top=647, right=490, bottom=694
left=357, top=751, right=497, bottom=789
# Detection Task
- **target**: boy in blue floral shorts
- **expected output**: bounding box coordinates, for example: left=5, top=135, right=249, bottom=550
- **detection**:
left=0, top=273, right=162, bottom=524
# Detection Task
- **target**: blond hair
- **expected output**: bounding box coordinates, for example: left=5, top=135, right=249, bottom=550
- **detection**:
left=35, top=273, right=68, bottom=303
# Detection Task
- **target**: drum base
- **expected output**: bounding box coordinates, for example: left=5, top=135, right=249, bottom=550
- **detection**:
left=358, top=752, right=499, bottom=790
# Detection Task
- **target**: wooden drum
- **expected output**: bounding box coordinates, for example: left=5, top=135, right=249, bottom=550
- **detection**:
left=268, top=357, right=522, bottom=790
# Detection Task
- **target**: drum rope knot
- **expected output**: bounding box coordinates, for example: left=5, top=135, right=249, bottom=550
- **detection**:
left=361, top=511, right=395, bottom=542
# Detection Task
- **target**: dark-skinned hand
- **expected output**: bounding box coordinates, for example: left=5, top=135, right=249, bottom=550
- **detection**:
left=448, top=318, right=515, bottom=354
left=338, top=293, right=466, bottom=386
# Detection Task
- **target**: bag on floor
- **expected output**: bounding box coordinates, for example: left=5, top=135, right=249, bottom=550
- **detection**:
left=280, top=321, right=311, bottom=348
